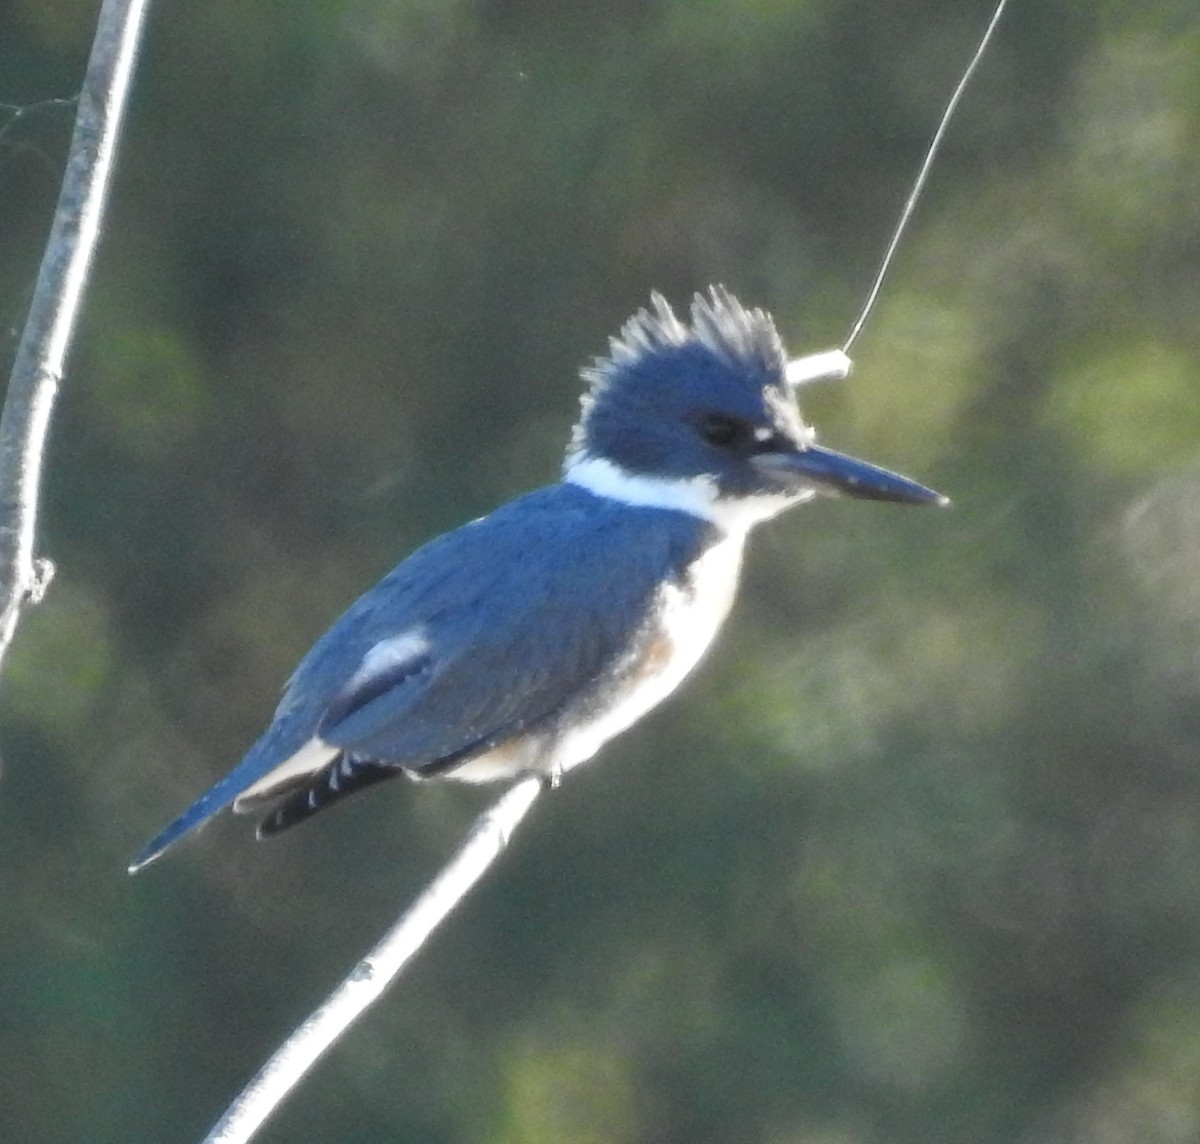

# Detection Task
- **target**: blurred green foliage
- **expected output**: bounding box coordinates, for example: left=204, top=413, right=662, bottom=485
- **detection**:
left=2, top=1, right=1200, bottom=1141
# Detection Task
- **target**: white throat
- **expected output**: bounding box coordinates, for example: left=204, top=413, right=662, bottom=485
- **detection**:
left=564, top=454, right=804, bottom=537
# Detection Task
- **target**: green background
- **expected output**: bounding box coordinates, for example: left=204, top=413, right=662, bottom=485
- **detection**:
left=3, top=1, right=1200, bottom=1140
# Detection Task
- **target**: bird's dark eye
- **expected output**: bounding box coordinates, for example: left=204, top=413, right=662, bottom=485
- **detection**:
left=697, top=412, right=752, bottom=449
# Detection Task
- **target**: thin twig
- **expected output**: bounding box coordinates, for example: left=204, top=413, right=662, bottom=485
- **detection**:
left=841, top=0, right=1009, bottom=356
left=203, top=775, right=544, bottom=1144
left=0, top=0, right=151, bottom=666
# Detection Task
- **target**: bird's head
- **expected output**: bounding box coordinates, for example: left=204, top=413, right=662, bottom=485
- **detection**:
left=565, top=287, right=946, bottom=533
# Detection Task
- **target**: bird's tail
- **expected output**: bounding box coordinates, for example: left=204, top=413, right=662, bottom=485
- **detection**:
left=127, top=766, right=253, bottom=873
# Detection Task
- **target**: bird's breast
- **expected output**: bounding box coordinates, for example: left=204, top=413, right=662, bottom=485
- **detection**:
left=554, top=529, right=745, bottom=774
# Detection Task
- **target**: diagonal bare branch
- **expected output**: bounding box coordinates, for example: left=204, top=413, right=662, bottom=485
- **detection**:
left=204, top=775, right=544, bottom=1144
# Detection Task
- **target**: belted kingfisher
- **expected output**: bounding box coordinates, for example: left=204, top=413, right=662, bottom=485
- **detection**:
left=129, top=287, right=945, bottom=873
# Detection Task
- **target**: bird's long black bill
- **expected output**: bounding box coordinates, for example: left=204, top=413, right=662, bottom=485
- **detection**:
left=765, top=443, right=949, bottom=506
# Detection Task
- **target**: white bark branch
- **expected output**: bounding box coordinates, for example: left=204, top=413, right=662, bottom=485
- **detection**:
left=0, top=0, right=151, bottom=666
left=203, top=775, right=545, bottom=1144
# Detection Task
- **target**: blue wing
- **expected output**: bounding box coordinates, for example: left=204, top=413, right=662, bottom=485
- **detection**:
left=129, top=485, right=713, bottom=871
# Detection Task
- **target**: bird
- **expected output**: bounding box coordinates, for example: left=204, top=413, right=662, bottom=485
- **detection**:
left=128, top=287, right=946, bottom=873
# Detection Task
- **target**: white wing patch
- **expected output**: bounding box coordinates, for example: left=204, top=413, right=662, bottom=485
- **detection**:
left=346, top=628, right=431, bottom=692
left=234, top=628, right=431, bottom=809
